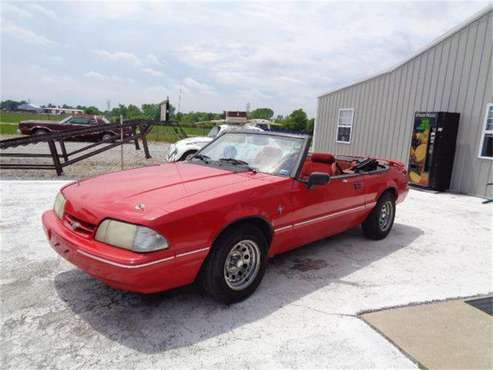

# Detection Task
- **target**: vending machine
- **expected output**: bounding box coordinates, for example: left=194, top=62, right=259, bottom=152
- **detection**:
left=408, top=112, right=460, bottom=191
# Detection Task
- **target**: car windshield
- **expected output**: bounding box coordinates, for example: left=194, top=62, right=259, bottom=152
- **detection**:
left=60, top=116, right=72, bottom=124
left=196, top=132, right=305, bottom=177
left=207, top=126, right=220, bottom=137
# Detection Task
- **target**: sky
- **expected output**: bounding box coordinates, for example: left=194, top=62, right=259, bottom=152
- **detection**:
left=0, top=1, right=490, bottom=116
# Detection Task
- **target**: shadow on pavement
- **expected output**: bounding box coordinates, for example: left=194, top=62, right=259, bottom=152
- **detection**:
left=54, top=223, right=423, bottom=353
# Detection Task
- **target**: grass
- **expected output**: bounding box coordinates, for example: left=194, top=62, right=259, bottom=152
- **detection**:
left=0, top=112, right=212, bottom=142
left=0, top=122, right=211, bottom=143
left=147, top=125, right=210, bottom=142
left=0, top=111, right=66, bottom=125
left=0, top=124, right=19, bottom=135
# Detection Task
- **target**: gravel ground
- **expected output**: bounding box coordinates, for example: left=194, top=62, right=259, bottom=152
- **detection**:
left=1, top=183, right=491, bottom=369
left=0, top=135, right=170, bottom=179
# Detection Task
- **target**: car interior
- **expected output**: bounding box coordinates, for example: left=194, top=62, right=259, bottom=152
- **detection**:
left=300, top=152, right=383, bottom=179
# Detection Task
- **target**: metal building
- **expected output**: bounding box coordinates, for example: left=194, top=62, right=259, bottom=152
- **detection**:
left=314, top=6, right=493, bottom=198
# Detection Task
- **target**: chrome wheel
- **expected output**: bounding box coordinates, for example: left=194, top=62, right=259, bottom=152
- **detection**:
left=224, top=240, right=261, bottom=291
left=378, top=200, right=394, bottom=231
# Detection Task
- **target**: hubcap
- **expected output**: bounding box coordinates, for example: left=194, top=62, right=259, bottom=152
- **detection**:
left=224, top=240, right=261, bottom=291
left=378, top=201, right=394, bottom=231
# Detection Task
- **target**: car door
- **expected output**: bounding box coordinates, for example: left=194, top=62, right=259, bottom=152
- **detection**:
left=65, top=117, right=93, bottom=141
left=280, top=173, right=367, bottom=251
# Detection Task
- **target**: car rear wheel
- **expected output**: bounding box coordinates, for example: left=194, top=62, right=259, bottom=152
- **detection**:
left=101, top=133, right=114, bottom=142
left=362, top=191, right=395, bottom=240
left=200, top=225, right=268, bottom=304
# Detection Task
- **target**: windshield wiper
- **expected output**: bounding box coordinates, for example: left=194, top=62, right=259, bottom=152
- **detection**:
left=219, top=158, right=257, bottom=172
left=192, top=153, right=211, bottom=162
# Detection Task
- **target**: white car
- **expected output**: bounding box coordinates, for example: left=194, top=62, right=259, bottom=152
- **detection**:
left=167, top=124, right=262, bottom=162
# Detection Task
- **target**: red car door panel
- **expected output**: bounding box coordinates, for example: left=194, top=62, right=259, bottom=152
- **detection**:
left=271, top=175, right=368, bottom=255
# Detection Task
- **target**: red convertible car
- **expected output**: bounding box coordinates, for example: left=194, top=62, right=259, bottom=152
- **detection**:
left=42, top=131, right=408, bottom=303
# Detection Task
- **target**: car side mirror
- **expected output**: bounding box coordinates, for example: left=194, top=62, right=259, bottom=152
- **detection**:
left=307, top=172, right=330, bottom=189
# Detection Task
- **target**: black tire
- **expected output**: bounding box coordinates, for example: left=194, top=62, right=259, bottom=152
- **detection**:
left=180, top=150, right=197, bottom=161
left=362, top=191, right=396, bottom=240
left=33, top=129, right=49, bottom=136
left=101, top=133, right=114, bottom=142
left=200, top=225, right=269, bottom=304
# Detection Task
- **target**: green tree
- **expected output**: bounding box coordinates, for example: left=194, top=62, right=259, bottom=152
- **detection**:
left=141, top=104, right=160, bottom=120
left=126, top=104, right=142, bottom=119
left=284, top=109, right=308, bottom=131
left=0, top=100, right=27, bottom=111
left=84, top=106, right=101, bottom=115
left=249, top=108, right=274, bottom=120
left=306, top=118, right=315, bottom=134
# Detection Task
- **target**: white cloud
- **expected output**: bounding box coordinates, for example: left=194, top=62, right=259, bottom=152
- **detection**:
left=183, top=77, right=214, bottom=93
left=1, top=1, right=490, bottom=115
left=27, top=4, right=58, bottom=20
left=142, top=68, right=165, bottom=77
left=2, top=21, right=55, bottom=46
left=93, top=49, right=142, bottom=66
left=146, top=53, right=164, bottom=66
left=83, top=71, right=135, bottom=84
left=84, top=71, right=107, bottom=80
left=2, top=3, right=33, bottom=19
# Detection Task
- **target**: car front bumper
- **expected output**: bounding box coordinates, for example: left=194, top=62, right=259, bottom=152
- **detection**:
left=42, top=210, right=208, bottom=293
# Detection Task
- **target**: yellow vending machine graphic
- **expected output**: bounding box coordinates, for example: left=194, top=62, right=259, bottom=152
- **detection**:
left=408, top=112, right=460, bottom=191
left=409, top=113, right=434, bottom=187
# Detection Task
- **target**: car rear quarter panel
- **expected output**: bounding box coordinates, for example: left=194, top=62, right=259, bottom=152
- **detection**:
left=364, top=164, right=408, bottom=205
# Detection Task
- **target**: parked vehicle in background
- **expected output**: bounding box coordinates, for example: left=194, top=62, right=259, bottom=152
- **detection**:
left=18, top=115, right=127, bottom=141
left=42, top=130, right=409, bottom=304
left=246, top=120, right=302, bottom=134
left=167, top=124, right=262, bottom=161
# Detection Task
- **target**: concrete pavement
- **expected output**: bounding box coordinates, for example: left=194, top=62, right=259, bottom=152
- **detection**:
left=1, top=181, right=491, bottom=369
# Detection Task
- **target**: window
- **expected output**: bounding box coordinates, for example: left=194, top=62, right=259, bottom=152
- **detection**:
left=68, top=118, right=91, bottom=125
left=336, top=108, right=354, bottom=143
left=479, top=104, right=493, bottom=159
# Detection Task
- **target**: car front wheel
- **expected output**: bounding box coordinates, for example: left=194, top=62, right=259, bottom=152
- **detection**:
left=180, top=150, right=197, bottom=161
left=33, top=129, right=49, bottom=136
left=362, top=191, right=395, bottom=240
left=200, top=225, right=268, bottom=304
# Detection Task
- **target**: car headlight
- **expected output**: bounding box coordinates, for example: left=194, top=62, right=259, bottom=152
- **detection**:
left=167, top=147, right=177, bottom=160
left=54, top=192, right=66, bottom=219
left=185, top=141, right=204, bottom=146
left=95, top=219, right=169, bottom=252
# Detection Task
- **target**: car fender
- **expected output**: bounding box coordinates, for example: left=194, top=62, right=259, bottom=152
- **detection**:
left=209, top=212, right=274, bottom=249
left=30, top=125, right=53, bottom=133
left=376, top=178, right=398, bottom=202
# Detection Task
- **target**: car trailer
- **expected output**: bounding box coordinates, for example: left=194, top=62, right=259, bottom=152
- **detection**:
left=0, top=119, right=158, bottom=176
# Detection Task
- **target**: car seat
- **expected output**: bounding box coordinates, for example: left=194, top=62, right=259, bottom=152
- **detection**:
left=254, top=146, right=283, bottom=168
left=301, top=152, right=338, bottom=177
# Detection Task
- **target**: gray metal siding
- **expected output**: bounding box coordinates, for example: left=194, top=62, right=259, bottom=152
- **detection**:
left=314, top=10, right=493, bottom=197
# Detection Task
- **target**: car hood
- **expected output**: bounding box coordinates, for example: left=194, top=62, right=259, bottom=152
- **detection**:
left=175, top=136, right=213, bottom=146
left=62, top=162, right=267, bottom=225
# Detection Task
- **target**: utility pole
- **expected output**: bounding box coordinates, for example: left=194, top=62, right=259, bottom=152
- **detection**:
left=120, top=115, right=124, bottom=170
left=177, top=88, right=183, bottom=113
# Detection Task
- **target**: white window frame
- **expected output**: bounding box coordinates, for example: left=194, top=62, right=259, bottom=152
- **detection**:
left=478, top=103, right=493, bottom=160
left=335, top=108, right=354, bottom=144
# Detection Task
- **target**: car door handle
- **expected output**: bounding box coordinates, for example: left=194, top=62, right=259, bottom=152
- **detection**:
left=353, top=182, right=363, bottom=190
